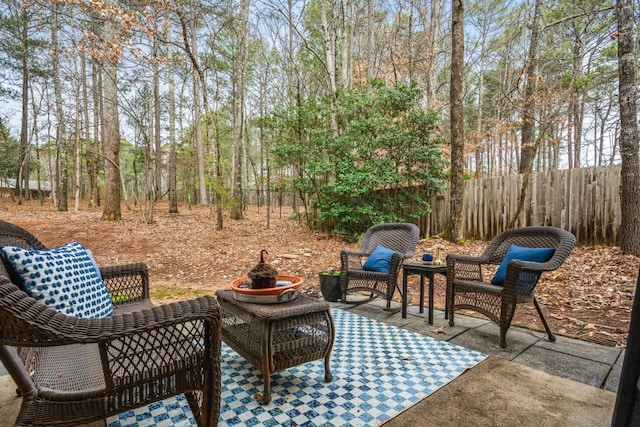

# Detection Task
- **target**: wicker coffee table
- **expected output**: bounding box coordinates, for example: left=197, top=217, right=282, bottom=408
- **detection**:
left=216, top=289, right=335, bottom=404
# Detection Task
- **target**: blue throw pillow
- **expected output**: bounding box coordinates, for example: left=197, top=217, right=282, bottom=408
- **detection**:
left=362, top=244, right=397, bottom=273
left=0, top=241, right=114, bottom=318
left=491, top=244, right=555, bottom=286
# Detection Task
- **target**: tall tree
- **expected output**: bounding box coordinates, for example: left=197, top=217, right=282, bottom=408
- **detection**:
left=447, top=0, right=465, bottom=243
left=616, top=0, right=640, bottom=255
left=88, top=15, right=101, bottom=208
left=190, top=2, right=207, bottom=206
left=0, top=2, right=43, bottom=200
left=230, top=0, right=251, bottom=220
left=167, top=44, right=179, bottom=214
left=51, top=0, right=68, bottom=211
left=518, top=0, right=542, bottom=175
left=101, top=0, right=122, bottom=221
left=153, top=19, right=162, bottom=202
left=18, top=6, right=30, bottom=201
left=509, top=0, right=543, bottom=227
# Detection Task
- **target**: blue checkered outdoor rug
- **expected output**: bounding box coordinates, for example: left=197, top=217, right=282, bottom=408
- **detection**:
left=107, top=309, right=486, bottom=427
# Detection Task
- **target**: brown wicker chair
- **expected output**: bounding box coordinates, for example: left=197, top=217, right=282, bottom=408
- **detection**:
left=0, top=219, right=222, bottom=426
left=340, top=223, right=419, bottom=310
left=446, top=226, right=576, bottom=348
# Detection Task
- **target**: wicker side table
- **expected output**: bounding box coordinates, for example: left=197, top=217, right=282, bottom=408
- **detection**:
left=216, top=289, right=334, bottom=404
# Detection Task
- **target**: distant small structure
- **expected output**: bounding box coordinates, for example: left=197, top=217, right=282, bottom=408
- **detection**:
left=0, top=178, right=52, bottom=198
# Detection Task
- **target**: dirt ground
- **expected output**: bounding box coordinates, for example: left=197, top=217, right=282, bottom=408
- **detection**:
left=1, top=198, right=637, bottom=348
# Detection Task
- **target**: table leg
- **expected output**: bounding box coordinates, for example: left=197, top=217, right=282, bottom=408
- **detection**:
left=324, top=356, right=333, bottom=382
left=324, top=310, right=334, bottom=382
left=402, top=270, right=408, bottom=318
left=261, top=323, right=272, bottom=404
left=419, top=275, right=425, bottom=313
left=428, top=273, right=435, bottom=325
left=442, top=273, right=449, bottom=320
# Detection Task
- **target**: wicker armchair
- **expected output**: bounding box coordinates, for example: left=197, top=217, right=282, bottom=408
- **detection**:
left=340, top=223, right=419, bottom=310
left=446, top=226, right=576, bottom=348
left=0, top=220, right=222, bottom=426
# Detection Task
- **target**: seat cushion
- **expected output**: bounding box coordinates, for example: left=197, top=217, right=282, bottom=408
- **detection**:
left=0, top=241, right=114, bottom=318
left=491, top=244, right=555, bottom=286
left=362, top=244, right=397, bottom=273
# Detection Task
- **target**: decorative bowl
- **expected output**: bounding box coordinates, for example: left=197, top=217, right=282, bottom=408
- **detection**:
left=230, top=275, right=304, bottom=303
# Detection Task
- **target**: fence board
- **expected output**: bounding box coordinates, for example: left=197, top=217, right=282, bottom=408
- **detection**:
left=421, top=165, right=621, bottom=245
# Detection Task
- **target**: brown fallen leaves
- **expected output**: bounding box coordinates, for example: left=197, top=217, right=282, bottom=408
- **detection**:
left=0, top=199, right=637, bottom=348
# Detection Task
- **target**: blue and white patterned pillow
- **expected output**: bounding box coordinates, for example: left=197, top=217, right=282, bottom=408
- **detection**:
left=0, top=241, right=114, bottom=318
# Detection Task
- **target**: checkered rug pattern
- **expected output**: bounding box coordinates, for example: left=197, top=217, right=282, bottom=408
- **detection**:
left=107, top=309, right=486, bottom=427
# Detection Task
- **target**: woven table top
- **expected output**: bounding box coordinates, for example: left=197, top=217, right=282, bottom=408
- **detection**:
left=216, top=289, right=330, bottom=320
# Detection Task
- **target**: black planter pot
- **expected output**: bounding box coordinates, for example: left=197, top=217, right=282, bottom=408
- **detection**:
left=319, top=273, right=341, bottom=302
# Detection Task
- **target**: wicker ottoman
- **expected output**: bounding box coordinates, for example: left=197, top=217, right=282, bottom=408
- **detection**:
left=216, top=289, right=334, bottom=404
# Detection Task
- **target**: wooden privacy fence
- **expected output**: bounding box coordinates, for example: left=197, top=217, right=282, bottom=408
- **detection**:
left=419, top=165, right=621, bottom=245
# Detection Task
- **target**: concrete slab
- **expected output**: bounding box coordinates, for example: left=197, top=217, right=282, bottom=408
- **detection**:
left=604, top=349, right=625, bottom=393
left=439, top=311, right=491, bottom=329
left=513, top=345, right=612, bottom=388
left=535, top=334, right=622, bottom=364
left=449, top=322, right=544, bottom=360
left=401, top=312, right=468, bottom=341
left=381, top=357, right=615, bottom=427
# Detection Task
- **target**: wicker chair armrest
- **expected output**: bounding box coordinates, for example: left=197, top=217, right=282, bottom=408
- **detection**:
left=386, top=252, right=404, bottom=283
left=508, top=258, right=559, bottom=273
left=64, top=296, right=221, bottom=343
left=446, top=253, right=486, bottom=282
left=340, top=250, right=368, bottom=272
left=446, top=253, right=490, bottom=265
left=0, top=283, right=219, bottom=346
left=100, top=262, right=149, bottom=304
left=501, top=258, right=559, bottom=294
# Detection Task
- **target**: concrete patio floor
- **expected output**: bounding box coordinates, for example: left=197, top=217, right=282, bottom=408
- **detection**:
left=0, top=298, right=621, bottom=426
left=343, top=298, right=619, bottom=426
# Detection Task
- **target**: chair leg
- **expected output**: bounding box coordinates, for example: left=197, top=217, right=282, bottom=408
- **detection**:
left=499, top=326, right=508, bottom=348
left=381, top=283, right=401, bottom=313
left=533, top=296, right=556, bottom=342
left=447, top=289, right=455, bottom=326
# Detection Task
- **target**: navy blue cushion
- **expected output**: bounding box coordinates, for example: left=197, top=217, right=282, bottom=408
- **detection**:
left=491, top=244, right=555, bottom=286
left=362, top=244, right=397, bottom=273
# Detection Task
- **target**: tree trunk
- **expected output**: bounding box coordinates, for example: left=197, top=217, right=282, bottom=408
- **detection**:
left=89, top=39, right=101, bottom=208
left=153, top=28, right=162, bottom=201
left=518, top=0, right=542, bottom=175
left=18, top=8, right=29, bottom=202
left=339, top=0, right=353, bottom=89
left=366, top=0, right=375, bottom=81
left=73, top=47, right=81, bottom=212
left=81, top=48, right=94, bottom=208
left=424, top=0, right=441, bottom=107
left=230, top=0, right=250, bottom=220
left=52, top=1, right=68, bottom=211
left=320, top=0, right=338, bottom=134
left=447, top=0, right=464, bottom=243
left=190, top=5, right=207, bottom=206
left=509, top=0, right=542, bottom=228
left=101, top=2, right=122, bottom=221
left=616, top=0, right=640, bottom=256
left=168, top=44, right=178, bottom=214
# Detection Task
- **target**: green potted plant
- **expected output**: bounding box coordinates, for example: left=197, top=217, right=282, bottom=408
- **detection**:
left=319, top=269, right=342, bottom=302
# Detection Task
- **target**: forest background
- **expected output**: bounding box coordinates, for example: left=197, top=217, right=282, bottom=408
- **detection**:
left=0, top=0, right=638, bottom=240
